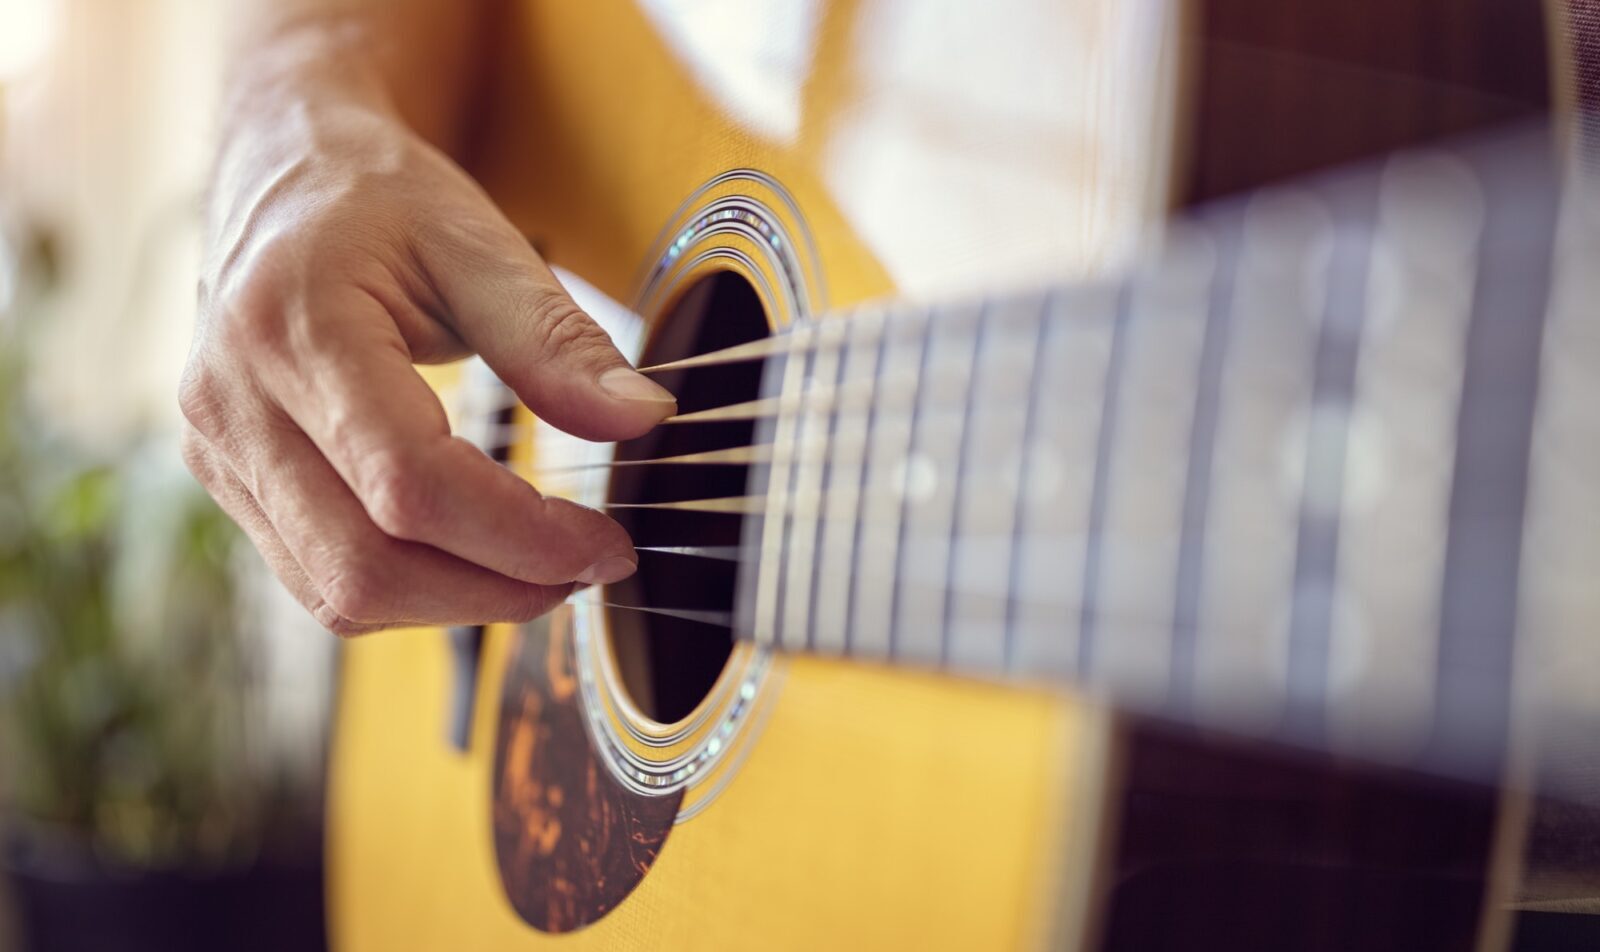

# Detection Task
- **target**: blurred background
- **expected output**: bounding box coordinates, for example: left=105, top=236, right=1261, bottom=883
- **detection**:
left=0, top=2, right=335, bottom=948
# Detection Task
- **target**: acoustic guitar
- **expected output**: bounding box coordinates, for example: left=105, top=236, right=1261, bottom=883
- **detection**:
left=329, top=2, right=1599, bottom=949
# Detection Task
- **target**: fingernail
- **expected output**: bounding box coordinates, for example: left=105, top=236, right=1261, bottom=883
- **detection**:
left=576, top=556, right=637, bottom=586
left=599, top=367, right=676, bottom=406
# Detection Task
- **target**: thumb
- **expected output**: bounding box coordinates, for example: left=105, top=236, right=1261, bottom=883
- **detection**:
left=420, top=217, right=676, bottom=443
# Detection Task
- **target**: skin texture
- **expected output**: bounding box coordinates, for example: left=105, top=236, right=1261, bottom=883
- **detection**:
left=182, top=1, right=676, bottom=635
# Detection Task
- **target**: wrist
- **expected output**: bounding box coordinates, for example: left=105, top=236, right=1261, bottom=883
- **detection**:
left=220, top=18, right=400, bottom=146
left=207, top=22, right=420, bottom=254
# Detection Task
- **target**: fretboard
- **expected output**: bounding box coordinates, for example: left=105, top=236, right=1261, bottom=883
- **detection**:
left=737, top=123, right=1599, bottom=786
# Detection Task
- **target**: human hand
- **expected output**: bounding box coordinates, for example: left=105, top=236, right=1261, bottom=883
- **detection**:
left=181, top=89, right=673, bottom=635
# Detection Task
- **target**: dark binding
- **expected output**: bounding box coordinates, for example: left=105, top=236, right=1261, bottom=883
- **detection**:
left=446, top=625, right=484, bottom=752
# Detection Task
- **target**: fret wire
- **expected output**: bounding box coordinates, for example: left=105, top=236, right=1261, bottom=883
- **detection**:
left=752, top=321, right=818, bottom=648
left=779, top=319, right=848, bottom=650
left=1424, top=143, right=1559, bottom=774
left=1001, top=295, right=1053, bottom=674
left=1190, top=206, right=1322, bottom=728
left=830, top=310, right=889, bottom=656
left=943, top=296, right=1051, bottom=671
left=1513, top=167, right=1600, bottom=787
left=792, top=319, right=852, bottom=652
left=938, top=303, right=991, bottom=665
left=1105, top=245, right=1218, bottom=702
left=1076, top=282, right=1134, bottom=680
left=886, top=304, right=943, bottom=661
left=848, top=310, right=928, bottom=658
left=770, top=327, right=810, bottom=651
left=1282, top=189, right=1371, bottom=742
left=1004, top=287, right=1121, bottom=678
left=1328, top=157, right=1486, bottom=755
left=774, top=321, right=825, bottom=656
left=1166, top=221, right=1240, bottom=716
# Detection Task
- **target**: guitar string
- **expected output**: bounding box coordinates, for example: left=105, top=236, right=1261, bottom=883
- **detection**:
left=457, top=315, right=1110, bottom=423
left=477, top=309, right=1277, bottom=629
left=599, top=602, right=735, bottom=628
left=584, top=489, right=1083, bottom=528
left=480, top=395, right=1017, bottom=470
left=468, top=371, right=937, bottom=435
left=452, top=306, right=1018, bottom=421
left=445, top=324, right=830, bottom=417
left=471, top=320, right=1097, bottom=622
left=601, top=552, right=1098, bottom=628
left=502, top=423, right=1033, bottom=482
left=460, top=283, right=1210, bottom=632
left=458, top=283, right=1204, bottom=400
left=449, top=142, right=1600, bottom=783
left=561, top=370, right=1490, bottom=622
left=631, top=302, right=1063, bottom=376
left=633, top=332, right=814, bottom=374
left=512, top=450, right=1057, bottom=507
left=604, top=496, right=767, bottom=514
left=507, top=443, right=777, bottom=475
left=633, top=545, right=744, bottom=561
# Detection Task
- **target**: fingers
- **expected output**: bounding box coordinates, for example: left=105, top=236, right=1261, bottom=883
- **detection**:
left=235, top=286, right=639, bottom=587
left=181, top=420, right=574, bottom=634
left=187, top=118, right=665, bottom=637
left=415, top=212, right=677, bottom=443
left=181, top=425, right=358, bottom=629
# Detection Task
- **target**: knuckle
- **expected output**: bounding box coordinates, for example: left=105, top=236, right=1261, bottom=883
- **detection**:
left=359, top=451, right=441, bottom=541
left=312, top=600, right=380, bottom=638
left=178, top=428, right=230, bottom=497
left=509, top=587, right=560, bottom=624
left=177, top=364, right=227, bottom=436
left=525, top=296, right=608, bottom=360
left=217, top=289, right=290, bottom=355
left=178, top=426, right=211, bottom=475
left=208, top=242, right=321, bottom=358
left=417, top=209, right=483, bottom=259
left=497, top=496, right=572, bottom=584
left=317, top=558, right=390, bottom=625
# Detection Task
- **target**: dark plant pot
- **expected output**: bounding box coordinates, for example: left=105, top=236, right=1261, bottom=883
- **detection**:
left=2, top=833, right=326, bottom=952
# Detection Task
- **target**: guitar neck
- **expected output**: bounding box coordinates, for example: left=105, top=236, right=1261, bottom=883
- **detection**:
left=737, top=123, right=1599, bottom=784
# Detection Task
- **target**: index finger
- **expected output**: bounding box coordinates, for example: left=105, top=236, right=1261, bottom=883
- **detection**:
left=414, top=209, right=678, bottom=443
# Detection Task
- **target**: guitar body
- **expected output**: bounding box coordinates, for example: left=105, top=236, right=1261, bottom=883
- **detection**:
left=329, top=1, right=1566, bottom=949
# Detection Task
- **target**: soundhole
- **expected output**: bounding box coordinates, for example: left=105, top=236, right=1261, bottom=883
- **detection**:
left=605, top=271, right=767, bottom=724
